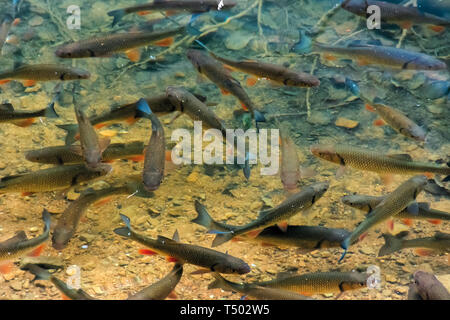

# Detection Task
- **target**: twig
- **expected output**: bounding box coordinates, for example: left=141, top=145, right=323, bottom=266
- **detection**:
left=332, top=29, right=365, bottom=46
left=396, top=28, right=408, bottom=48
left=257, top=0, right=264, bottom=37
left=305, top=56, right=318, bottom=119
left=313, top=2, right=341, bottom=33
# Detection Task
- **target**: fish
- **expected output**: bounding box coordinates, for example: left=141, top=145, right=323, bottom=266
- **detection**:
left=341, top=0, right=450, bottom=30
left=364, top=102, right=426, bottom=142
left=251, top=271, right=369, bottom=296
left=209, top=52, right=320, bottom=88
left=193, top=201, right=349, bottom=250
left=25, top=141, right=146, bottom=165
left=208, top=273, right=313, bottom=300
left=52, top=185, right=132, bottom=250
left=127, top=264, right=183, bottom=300
left=73, top=106, right=111, bottom=170
left=56, top=94, right=196, bottom=145
left=314, top=43, right=447, bottom=70
left=412, top=271, right=450, bottom=300
left=135, top=99, right=166, bottom=192
left=0, top=102, right=59, bottom=127
left=378, top=231, right=450, bottom=257
left=186, top=49, right=266, bottom=123
left=279, top=127, right=301, bottom=191
left=24, top=264, right=97, bottom=300
left=339, top=175, right=428, bottom=262
left=310, top=144, right=450, bottom=178
left=0, top=163, right=112, bottom=194
left=0, top=15, right=13, bottom=53
left=0, top=64, right=91, bottom=86
left=108, top=0, right=237, bottom=27
left=114, top=214, right=250, bottom=275
left=341, top=194, right=450, bottom=225
left=0, top=209, right=51, bottom=274
left=55, top=27, right=185, bottom=61
left=165, top=86, right=228, bottom=135
left=207, top=181, right=329, bottom=247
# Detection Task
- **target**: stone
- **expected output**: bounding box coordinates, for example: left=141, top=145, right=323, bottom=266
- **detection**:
left=335, top=117, right=359, bottom=129
left=29, top=16, right=44, bottom=26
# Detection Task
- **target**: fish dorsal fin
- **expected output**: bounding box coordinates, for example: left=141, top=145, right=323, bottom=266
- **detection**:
left=14, top=230, right=28, bottom=241
left=157, top=235, right=177, bottom=245
left=0, top=103, right=14, bottom=112
left=395, top=231, right=409, bottom=239
left=387, top=154, right=413, bottom=162
left=434, top=232, right=450, bottom=240
left=172, top=230, right=180, bottom=242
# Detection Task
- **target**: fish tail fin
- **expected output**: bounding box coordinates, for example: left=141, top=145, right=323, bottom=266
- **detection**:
left=56, top=124, right=78, bottom=145
left=107, top=9, right=126, bottom=27
left=211, top=231, right=235, bottom=247
left=135, top=98, right=152, bottom=119
left=253, top=110, right=266, bottom=123
left=192, top=200, right=217, bottom=230
left=194, top=39, right=211, bottom=52
left=113, top=214, right=132, bottom=237
left=207, top=273, right=227, bottom=290
left=338, top=237, right=351, bottom=262
left=42, top=209, right=51, bottom=233
left=44, top=102, right=59, bottom=119
left=24, top=264, right=51, bottom=282
left=378, top=232, right=405, bottom=256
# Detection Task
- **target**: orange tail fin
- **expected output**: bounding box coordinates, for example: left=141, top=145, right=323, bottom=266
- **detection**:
left=29, top=244, right=46, bottom=257
left=138, top=249, right=157, bottom=255
left=154, top=37, right=174, bottom=47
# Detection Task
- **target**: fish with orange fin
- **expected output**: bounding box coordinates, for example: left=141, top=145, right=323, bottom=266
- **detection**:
left=411, top=271, right=450, bottom=300
left=0, top=102, right=59, bottom=127
left=209, top=52, right=320, bottom=88
left=341, top=0, right=450, bottom=31
left=107, top=0, right=237, bottom=27
left=55, top=26, right=185, bottom=60
left=114, top=214, right=250, bottom=275
left=314, top=43, right=447, bottom=70
left=205, top=182, right=329, bottom=247
left=24, top=264, right=97, bottom=300
left=341, top=194, right=450, bottom=226
left=0, top=64, right=90, bottom=86
left=378, top=231, right=450, bottom=257
left=364, top=100, right=426, bottom=142
left=339, top=175, right=428, bottom=262
left=0, top=209, right=51, bottom=274
left=186, top=49, right=266, bottom=123
left=128, top=264, right=183, bottom=300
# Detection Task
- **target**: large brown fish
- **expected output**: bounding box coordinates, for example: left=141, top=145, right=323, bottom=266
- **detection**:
left=136, top=99, right=166, bottom=192
left=25, top=141, right=146, bottom=165
left=252, top=271, right=369, bottom=296
left=207, top=181, right=329, bottom=247
left=314, top=43, right=447, bottom=70
left=74, top=106, right=110, bottom=170
left=341, top=0, right=450, bottom=30
left=310, top=144, right=450, bottom=176
left=365, top=102, right=426, bottom=142
left=210, top=52, right=320, bottom=88
left=108, top=0, right=237, bottom=26
left=0, top=102, right=59, bottom=127
left=55, top=27, right=185, bottom=61
left=0, top=209, right=51, bottom=274
left=208, top=273, right=313, bottom=300
left=52, top=185, right=132, bottom=250
left=0, top=64, right=90, bottom=86
left=339, top=175, right=428, bottom=262
left=186, top=49, right=266, bottom=122
left=0, top=163, right=112, bottom=194
left=128, top=264, right=183, bottom=300
left=412, top=271, right=450, bottom=300
left=114, top=214, right=250, bottom=275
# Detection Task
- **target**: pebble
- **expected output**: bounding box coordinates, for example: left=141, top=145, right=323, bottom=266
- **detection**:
left=3, top=273, right=16, bottom=281
left=29, top=16, right=44, bottom=27
left=335, top=117, right=359, bottom=129
left=9, top=280, right=22, bottom=291
left=20, top=256, right=64, bottom=270
left=186, top=171, right=199, bottom=183
left=29, top=226, right=39, bottom=232
left=79, top=233, right=96, bottom=243
left=385, top=274, right=396, bottom=283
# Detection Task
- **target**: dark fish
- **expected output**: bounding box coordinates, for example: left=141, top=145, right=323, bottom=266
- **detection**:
left=339, top=175, right=428, bottom=262
left=378, top=231, right=450, bottom=257
left=52, top=186, right=132, bottom=250
left=0, top=102, right=59, bottom=127
left=0, top=164, right=112, bottom=194
left=314, top=43, right=447, bottom=70
left=412, top=270, right=450, bottom=300
left=55, top=27, right=185, bottom=60
left=207, top=182, right=329, bottom=247
left=186, top=49, right=265, bottom=123
left=25, top=265, right=97, bottom=300
left=136, top=99, right=165, bottom=192
left=25, top=141, right=146, bottom=165
left=208, top=273, right=313, bottom=300
left=74, top=106, right=111, bottom=169
left=127, top=264, right=183, bottom=300
left=114, top=214, right=250, bottom=275
left=108, top=0, right=237, bottom=26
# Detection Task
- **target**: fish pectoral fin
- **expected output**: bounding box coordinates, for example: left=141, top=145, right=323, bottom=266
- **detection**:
left=22, top=80, right=37, bottom=87
left=125, top=49, right=141, bottom=62
left=428, top=25, right=445, bottom=33
left=277, top=221, right=288, bottom=232
left=138, top=249, right=158, bottom=255
left=220, top=88, right=231, bottom=96
left=406, top=201, right=419, bottom=215
left=386, top=219, right=395, bottom=231
left=153, top=37, right=174, bottom=47
left=401, top=218, right=413, bottom=227
left=166, top=256, right=178, bottom=263
left=28, top=244, right=46, bottom=257
left=356, top=58, right=370, bottom=66
left=12, top=118, right=35, bottom=127
left=172, top=229, right=180, bottom=242
left=414, top=248, right=435, bottom=256
left=246, top=76, right=258, bottom=87
left=373, top=119, right=385, bottom=126
left=98, top=137, right=111, bottom=153
left=68, top=145, right=83, bottom=156
left=167, top=291, right=178, bottom=299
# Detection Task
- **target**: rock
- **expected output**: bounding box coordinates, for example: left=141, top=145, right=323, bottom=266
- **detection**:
left=335, top=117, right=359, bottom=129
left=3, top=273, right=16, bottom=281
left=90, top=180, right=111, bottom=190
left=29, top=227, right=39, bottom=232
left=29, top=16, right=44, bottom=27
left=175, top=72, right=185, bottom=78
left=9, top=280, right=22, bottom=291
left=186, top=171, right=199, bottom=183
left=225, top=31, right=253, bottom=50
left=306, top=111, right=331, bottom=125
left=20, top=256, right=64, bottom=270
left=385, top=274, right=397, bottom=283
left=79, top=233, right=96, bottom=243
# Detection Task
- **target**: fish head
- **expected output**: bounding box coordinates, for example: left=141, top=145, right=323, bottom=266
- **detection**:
left=310, top=181, right=329, bottom=199
left=143, top=171, right=163, bottom=192
left=186, top=49, right=205, bottom=70
left=408, top=126, right=427, bottom=142
left=406, top=56, right=447, bottom=71
left=52, top=228, right=72, bottom=250
left=341, top=271, right=370, bottom=291
left=55, top=43, right=85, bottom=59
left=24, top=151, right=41, bottom=163
left=166, top=86, right=188, bottom=108
left=66, top=68, right=91, bottom=80
left=341, top=194, right=370, bottom=209
left=84, top=150, right=103, bottom=169
left=410, top=175, right=428, bottom=195
left=310, top=144, right=342, bottom=165
left=214, top=257, right=250, bottom=275
left=341, top=0, right=366, bottom=15
left=413, top=270, right=438, bottom=298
